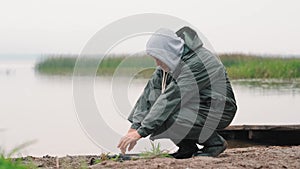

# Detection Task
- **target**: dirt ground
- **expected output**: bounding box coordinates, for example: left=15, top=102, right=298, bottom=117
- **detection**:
left=23, top=146, right=300, bottom=169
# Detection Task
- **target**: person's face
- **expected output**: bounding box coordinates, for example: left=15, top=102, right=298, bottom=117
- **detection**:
left=153, top=57, right=170, bottom=72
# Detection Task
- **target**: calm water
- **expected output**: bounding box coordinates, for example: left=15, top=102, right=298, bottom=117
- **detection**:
left=0, top=58, right=299, bottom=156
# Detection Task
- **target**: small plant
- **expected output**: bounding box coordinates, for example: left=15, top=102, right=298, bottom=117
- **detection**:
left=0, top=141, right=37, bottom=169
left=140, top=141, right=172, bottom=159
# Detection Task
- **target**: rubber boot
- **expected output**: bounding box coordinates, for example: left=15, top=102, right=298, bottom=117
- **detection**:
left=170, top=139, right=199, bottom=159
left=194, top=132, right=227, bottom=157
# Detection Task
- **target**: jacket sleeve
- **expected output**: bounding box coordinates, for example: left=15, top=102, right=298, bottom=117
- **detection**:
left=136, top=80, right=180, bottom=137
left=136, top=64, right=210, bottom=137
left=127, top=68, right=162, bottom=130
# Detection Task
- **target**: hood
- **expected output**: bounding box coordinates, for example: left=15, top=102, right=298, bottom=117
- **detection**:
left=146, top=28, right=185, bottom=72
left=176, top=26, right=203, bottom=53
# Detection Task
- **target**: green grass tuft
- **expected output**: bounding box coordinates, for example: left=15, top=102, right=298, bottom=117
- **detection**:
left=0, top=141, right=37, bottom=169
left=139, top=141, right=172, bottom=159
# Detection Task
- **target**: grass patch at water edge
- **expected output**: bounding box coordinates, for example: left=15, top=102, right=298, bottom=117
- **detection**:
left=35, top=54, right=300, bottom=79
left=0, top=141, right=37, bottom=169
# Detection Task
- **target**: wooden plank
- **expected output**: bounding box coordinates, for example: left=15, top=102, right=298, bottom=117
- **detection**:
left=222, top=125, right=300, bottom=131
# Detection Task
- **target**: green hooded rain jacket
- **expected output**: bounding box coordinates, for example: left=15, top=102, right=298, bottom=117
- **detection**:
left=128, top=27, right=237, bottom=142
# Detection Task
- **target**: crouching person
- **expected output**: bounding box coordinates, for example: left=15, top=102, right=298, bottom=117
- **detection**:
left=118, top=26, right=237, bottom=159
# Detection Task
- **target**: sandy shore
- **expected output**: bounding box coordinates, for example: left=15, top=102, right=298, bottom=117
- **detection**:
left=23, top=146, right=300, bottom=169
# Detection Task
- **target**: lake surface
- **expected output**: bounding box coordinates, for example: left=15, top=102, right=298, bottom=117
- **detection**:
left=0, top=58, right=299, bottom=156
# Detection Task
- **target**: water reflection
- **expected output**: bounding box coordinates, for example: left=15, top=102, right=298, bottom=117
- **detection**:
left=232, top=79, right=300, bottom=96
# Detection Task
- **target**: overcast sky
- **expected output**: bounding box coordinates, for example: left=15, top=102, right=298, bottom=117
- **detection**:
left=1, top=0, right=300, bottom=55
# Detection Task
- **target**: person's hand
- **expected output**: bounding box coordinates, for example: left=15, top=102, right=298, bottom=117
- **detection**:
left=127, top=128, right=137, bottom=133
left=117, top=129, right=141, bottom=154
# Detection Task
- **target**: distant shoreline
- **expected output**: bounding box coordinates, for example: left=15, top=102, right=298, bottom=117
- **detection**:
left=35, top=54, right=300, bottom=79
